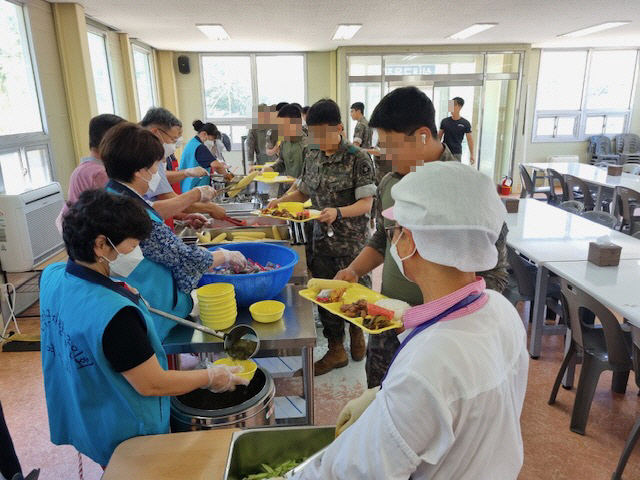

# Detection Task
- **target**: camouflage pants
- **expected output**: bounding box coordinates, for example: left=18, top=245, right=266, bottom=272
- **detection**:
left=310, top=255, right=372, bottom=341
left=365, top=274, right=507, bottom=388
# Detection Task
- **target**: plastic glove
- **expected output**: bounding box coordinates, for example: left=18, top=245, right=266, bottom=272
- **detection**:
left=185, top=166, right=208, bottom=177
left=218, top=248, right=247, bottom=268
left=335, top=387, right=379, bottom=437
left=205, top=361, right=249, bottom=393
left=183, top=213, right=208, bottom=229
left=196, top=185, right=217, bottom=202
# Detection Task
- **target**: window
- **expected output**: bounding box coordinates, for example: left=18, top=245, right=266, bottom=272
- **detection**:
left=200, top=54, right=306, bottom=147
left=0, top=0, right=54, bottom=194
left=533, top=49, right=639, bottom=142
left=87, top=30, right=115, bottom=114
left=132, top=44, right=157, bottom=119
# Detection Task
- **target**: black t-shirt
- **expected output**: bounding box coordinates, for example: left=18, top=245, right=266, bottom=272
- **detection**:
left=440, top=116, right=471, bottom=154
left=102, top=306, right=155, bottom=373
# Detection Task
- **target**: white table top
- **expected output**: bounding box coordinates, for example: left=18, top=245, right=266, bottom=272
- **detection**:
left=526, top=162, right=640, bottom=192
left=506, top=199, right=640, bottom=263
left=545, top=259, right=640, bottom=326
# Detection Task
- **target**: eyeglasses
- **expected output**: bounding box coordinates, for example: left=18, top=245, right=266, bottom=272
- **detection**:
left=384, top=223, right=401, bottom=243
left=158, top=128, right=180, bottom=143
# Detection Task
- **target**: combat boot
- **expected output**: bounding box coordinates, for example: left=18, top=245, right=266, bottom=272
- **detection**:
left=314, top=338, right=348, bottom=376
left=350, top=324, right=366, bottom=361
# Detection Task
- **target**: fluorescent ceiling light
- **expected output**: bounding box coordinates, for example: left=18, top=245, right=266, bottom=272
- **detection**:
left=197, top=24, right=230, bottom=40
left=559, top=21, right=630, bottom=38
left=403, top=55, right=418, bottom=61
left=447, top=23, right=497, bottom=40
left=332, top=24, right=361, bottom=40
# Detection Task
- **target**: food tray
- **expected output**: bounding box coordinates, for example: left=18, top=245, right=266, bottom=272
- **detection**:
left=255, top=175, right=296, bottom=184
left=251, top=209, right=321, bottom=223
left=298, top=283, right=403, bottom=334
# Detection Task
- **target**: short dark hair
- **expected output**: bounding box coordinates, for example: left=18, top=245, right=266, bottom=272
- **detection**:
left=193, top=119, right=218, bottom=136
left=140, top=107, right=182, bottom=129
left=89, top=114, right=124, bottom=149
left=275, top=102, right=288, bottom=112
left=453, top=97, right=465, bottom=108
left=350, top=102, right=365, bottom=114
left=369, top=86, right=438, bottom=138
left=62, top=189, right=152, bottom=263
left=306, top=99, right=341, bottom=127
left=277, top=104, right=302, bottom=119
left=289, top=102, right=302, bottom=110
left=101, top=122, right=164, bottom=182
left=301, top=106, right=310, bottom=115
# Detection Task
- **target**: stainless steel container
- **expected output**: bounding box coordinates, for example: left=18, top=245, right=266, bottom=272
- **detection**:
left=170, top=367, right=276, bottom=432
left=223, top=426, right=334, bottom=480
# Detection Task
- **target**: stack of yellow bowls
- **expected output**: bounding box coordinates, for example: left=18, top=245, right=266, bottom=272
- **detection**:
left=196, top=283, right=237, bottom=330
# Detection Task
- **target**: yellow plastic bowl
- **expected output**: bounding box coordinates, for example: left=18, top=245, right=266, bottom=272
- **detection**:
left=198, top=298, right=237, bottom=309
left=197, top=283, right=235, bottom=298
left=262, top=171, right=279, bottom=179
left=200, top=307, right=237, bottom=319
left=250, top=300, right=285, bottom=323
left=200, top=309, right=237, bottom=321
left=214, top=358, right=257, bottom=381
left=201, top=315, right=236, bottom=331
left=277, top=202, right=304, bottom=214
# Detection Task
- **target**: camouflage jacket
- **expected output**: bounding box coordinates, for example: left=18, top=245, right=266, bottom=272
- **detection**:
left=353, top=117, right=373, bottom=149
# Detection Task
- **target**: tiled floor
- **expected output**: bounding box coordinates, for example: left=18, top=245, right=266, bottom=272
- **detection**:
left=2, top=301, right=640, bottom=479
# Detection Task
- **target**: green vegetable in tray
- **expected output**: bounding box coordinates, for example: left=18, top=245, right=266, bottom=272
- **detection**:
left=242, top=458, right=305, bottom=480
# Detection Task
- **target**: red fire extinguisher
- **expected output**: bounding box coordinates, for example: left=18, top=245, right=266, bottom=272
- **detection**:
left=499, top=176, right=513, bottom=196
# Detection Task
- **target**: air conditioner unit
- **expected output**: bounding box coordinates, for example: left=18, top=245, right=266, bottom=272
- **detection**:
left=0, top=183, right=65, bottom=272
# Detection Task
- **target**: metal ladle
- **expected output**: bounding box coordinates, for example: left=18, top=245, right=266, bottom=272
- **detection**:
left=141, top=299, right=260, bottom=360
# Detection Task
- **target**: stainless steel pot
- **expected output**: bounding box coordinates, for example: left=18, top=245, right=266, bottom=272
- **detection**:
left=170, top=367, right=276, bottom=431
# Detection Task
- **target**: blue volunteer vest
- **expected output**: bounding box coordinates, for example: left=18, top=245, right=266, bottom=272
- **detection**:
left=180, top=136, right=210, bottom=192
left=40, top=261, right=169, bottom=467
left=106, top=181, right=193, bottom=341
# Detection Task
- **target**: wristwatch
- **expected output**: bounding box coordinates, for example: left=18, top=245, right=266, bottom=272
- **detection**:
left=335, top=208, right=342, bottom=221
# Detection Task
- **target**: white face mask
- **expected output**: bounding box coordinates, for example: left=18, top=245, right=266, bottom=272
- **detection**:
left=163, top=142, right=177, bottom=158
left=204, top=139, right=215, bottom=149
left=175, top=136, right=183, bottom=148
left=390, top=230, right=416, bottom=280
left=103, top=238, right=144, bottom=278
left=140, top=167, right=161, bottom=193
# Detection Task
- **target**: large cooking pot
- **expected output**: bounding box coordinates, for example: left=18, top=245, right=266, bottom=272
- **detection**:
left=170, top=366, right=276, bottom=431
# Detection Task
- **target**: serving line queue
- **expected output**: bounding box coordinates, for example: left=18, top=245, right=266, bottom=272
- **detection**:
left=25, top=87, right=536, bottom=480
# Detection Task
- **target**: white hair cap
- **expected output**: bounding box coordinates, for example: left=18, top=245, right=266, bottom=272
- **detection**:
left=382, top=161, right=506, bottom=272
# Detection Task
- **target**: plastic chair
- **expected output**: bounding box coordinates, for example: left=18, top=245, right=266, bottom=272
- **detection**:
left=588, top=135, right=620, bottom=165
left=558, top=200, right=585, bottom=215
left=615, top=186, right=640, bottom=236
left=580, top=210, right=618, bottom=229
left=547, top=168, right=568, bottom=205
left=634, top=231, right=640, bottom=239
left=616, top=134, right=640, bottom=164
left=565, top=175, right=597, bottom=211
left=549, top=280, right=633, bottom=435
left=622, top=164, right=640, bottom=175
left=506, top=246, right=563, bottom=326
left=519, top=164, right=551, bottom=201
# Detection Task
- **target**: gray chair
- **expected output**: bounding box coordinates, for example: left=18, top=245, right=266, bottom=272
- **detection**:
left=549, top=280, right=633, bottom=435
left=547, top=168, right=568, bottom=205
left=558, top=200, right=585, bottom=215
left=616, top=134, right=640, bottom=164
left=581, top=210, right=618, bottom=229
left=622, top=164, right=640, bottom=175
left=519, top=164, right=551, bottom=201
left=615, top=186, right=640, bottom=236
left=565, top=175, right=597, bottom=211
left=588, top=135, right=620, bottom=165
left=634, top=231, right=640, bottom=239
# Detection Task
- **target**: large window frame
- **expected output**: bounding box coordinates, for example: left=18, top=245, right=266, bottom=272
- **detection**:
left=532, top=48, right=640, bottom=143
left=199, top=52, right=307, bottom=148
left=0, top=0, right=55, bottom=193
left=86, top=23, right=117, bottom=115
left=131, top=41, right=158, bottom=120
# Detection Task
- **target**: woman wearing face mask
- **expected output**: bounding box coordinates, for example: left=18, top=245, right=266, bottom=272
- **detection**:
left=40, top=189, right=248, bottom=469
left=179, top=120, right=232, bottom=192
left=100, top=122, right=247, bottom=341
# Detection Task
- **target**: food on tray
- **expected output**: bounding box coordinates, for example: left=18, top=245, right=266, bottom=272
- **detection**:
left=261, top=207, right=311, bottom=221
left=242, top=458, right=305, bottom=480
left=195, top=231, right=211, bottom=243
left=340, top=298, right=368, bottom=317
left=374, top=298, right=411, bottom=321
left=213, top=258, right=280, bottom=275
left=316, top=287, right=347, bottom=304
left=272, top=225, right=282, bottom=240
left=306, top=278, right=351, bottom=293
left=339, top=299, right=399, bottom=330
left=363, top=314, right=393, bottom=330
left=231, top=230, right=267, bottom=239
left=211, top=232, right=228, bottom=244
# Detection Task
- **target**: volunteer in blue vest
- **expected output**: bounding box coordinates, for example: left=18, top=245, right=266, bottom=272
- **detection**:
left=40, top=189, right=248, bottom=468
left=285, top=162, right=528, bottom=480
left=180, top=120, right=231, bottom=192
left=100, top=122, right=247, bottom=341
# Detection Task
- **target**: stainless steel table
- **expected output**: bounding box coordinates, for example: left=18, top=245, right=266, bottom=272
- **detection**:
left=163, top=284, right=317, bottom=425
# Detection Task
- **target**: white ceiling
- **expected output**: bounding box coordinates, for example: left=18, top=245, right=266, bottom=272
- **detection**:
left=50, top=0, right=640, bottom=52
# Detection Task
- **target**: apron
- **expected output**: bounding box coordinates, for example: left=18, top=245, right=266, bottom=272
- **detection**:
left=381, top=293, right=485, bottom=386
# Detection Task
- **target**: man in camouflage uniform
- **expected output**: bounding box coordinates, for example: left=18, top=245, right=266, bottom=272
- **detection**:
left=336, top=87, right=509, bottom=388
left=269, top=99, right=377, bottom=376
left=350, top=102, right=373, bottom=149
left=246, top=104, right=275, bottom=168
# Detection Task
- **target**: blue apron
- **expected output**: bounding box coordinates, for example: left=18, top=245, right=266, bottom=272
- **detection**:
left=180, top=136, right=210, bottom=192
left=40, top=261, right=169, bottom=466
left=106, top=180, right=193, bottom=341
left=381, top=293, right=484, bottom=386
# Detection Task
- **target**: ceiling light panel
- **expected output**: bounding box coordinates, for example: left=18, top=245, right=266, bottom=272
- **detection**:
left=447, top=23, right=498, bottom=40
left=197, top=24, right=230, bottom=40
left=332, top=24, right=362, bottom=40
left=559, top=21, right=630, bottom=38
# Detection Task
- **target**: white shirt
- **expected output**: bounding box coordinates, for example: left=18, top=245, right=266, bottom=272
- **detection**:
left=144, top=159, right=173, bottom=202
left=294, top=290, right=529, bottom=480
